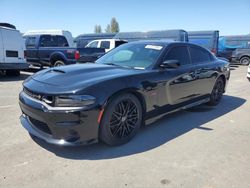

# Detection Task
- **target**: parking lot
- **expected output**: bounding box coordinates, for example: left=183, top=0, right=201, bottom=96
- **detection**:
left=0, top=65, right=249, bottom=188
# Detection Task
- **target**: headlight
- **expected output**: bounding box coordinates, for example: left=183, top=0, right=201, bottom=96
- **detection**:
left=54, top=95, right=96, bottom=107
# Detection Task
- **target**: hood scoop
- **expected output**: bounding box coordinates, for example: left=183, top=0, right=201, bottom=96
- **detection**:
left=49, top=69, right=66, bottom=74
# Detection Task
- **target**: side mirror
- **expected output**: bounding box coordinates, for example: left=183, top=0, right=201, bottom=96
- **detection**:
left=160, top=60, right=180, bottom=69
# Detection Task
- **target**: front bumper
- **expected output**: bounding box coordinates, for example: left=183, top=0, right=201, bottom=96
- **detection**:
left=19, top=91, right=100, bottom=146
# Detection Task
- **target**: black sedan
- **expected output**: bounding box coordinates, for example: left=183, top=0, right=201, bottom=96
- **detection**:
left=19, top=41, right=230, bottom=146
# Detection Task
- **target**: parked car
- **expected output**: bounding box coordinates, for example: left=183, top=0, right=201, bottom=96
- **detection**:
left=19, top=41, right=230, bottom=146
left=218, top=35, right=250, bottom=61
left=231, top=49, right=250, bottom=65
left=188, top=30, right=219, bottom=55
left=0, top=23, right=29, bottom=76
left=247, top=64, right=250, bottom=81
left=114, top=29, right=189, bottom=42
left=86, top=39, right=127, bottom=52
left=24, top=34, right=105, bottom=67
left=74, top=33, right=116, bottom=48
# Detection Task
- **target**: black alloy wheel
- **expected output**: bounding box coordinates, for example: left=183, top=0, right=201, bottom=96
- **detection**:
left=100, top=94, right=142, bottom=146
left=208, top=77, right=224, bottom=106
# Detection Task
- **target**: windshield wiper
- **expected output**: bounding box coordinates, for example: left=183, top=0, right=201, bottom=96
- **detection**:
left=105, top=62, right=134, bottom=69
left=105, top=63, right=119, bottom=66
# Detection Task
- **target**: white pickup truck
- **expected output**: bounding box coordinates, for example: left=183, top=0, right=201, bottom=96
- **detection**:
left=86, top=39, right=127, bottom=52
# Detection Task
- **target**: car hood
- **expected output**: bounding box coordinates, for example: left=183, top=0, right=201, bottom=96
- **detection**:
left=28, top=63, right=142, bottom=93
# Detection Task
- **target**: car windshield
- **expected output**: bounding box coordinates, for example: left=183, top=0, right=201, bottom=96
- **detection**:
left=96, top=43, right=164, bottom=69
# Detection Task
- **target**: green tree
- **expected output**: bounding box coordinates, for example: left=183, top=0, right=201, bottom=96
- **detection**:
left=94, top=25, right=102, bottom=33
left=110, top=17, right=120, bottom=33
left=105, top=24, right=111, bottom=33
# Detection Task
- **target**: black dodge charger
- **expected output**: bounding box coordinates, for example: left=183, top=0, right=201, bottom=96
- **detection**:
left=19, top=41, right=230, bottom=146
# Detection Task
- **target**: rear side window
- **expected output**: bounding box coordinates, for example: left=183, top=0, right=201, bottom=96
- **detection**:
left=39, top=35, right=68, bottom=47
left=26, top=37, right=36, bottom=48
left=189, top=46, right=211, bottom=64
left=57, top=36, right=69, bottom=47
left=39, top=35, right=52, bottom=47
left=100, top=41, right=110, bottom=49
left=164, top=46, right=190, bottom=65
left=50, top=36, right=58, bottom=47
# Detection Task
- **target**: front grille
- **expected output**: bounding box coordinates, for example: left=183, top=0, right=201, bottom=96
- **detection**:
left=23, top=88, right=54, bottom=104
left=28, top=117, right=52, bottom=135
left=24, top=88, right=42, bottom=101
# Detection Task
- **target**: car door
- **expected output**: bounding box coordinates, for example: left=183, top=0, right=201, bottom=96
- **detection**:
left=157, top=45, right=197, bottom=107
left=38, top=35, right=54, bottom=63
left=25, top=36, right=39, bottom=63
left=188, top=45, right=216, bottom=96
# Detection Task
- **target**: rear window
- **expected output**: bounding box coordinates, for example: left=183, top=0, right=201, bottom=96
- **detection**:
left=190, top=46, right=211, bottom=64
left=26, top=37, right=36, bottom=48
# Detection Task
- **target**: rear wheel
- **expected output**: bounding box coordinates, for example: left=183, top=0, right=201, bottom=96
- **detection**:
left=240, top=56, right=250, bottom=65
left=100, top=94, right=142, bottom=146
left=207, top=77, right=224, bottom=106
left=53, top=60, right=65, bottom=67
left=6, top=70, right=20, bottom=76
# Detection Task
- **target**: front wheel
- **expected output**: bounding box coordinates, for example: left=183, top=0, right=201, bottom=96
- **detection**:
left=207, top=77, right=224, bottom=106
left=240, top=57, right=250, bottom=65
left=99, top=94, right=142, bottom=146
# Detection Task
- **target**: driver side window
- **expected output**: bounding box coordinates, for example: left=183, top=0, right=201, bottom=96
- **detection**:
left=164, top=46, right=190, bottom=65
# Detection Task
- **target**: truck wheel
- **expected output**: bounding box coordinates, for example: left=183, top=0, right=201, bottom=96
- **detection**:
left=6, top=70, right=20, bottom=76
left=240, top=57, right=250, bottom=65
left=54, top=60, right=65, bottom=67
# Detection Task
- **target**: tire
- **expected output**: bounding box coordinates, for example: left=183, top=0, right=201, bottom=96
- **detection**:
left=207, top=77, right=224, bottom=106
left=240, top=56, right=250, bottom=66
left=99, top=93, right=142, bottom=146
left=6, top=70, right=20, bottom=76
left=53, top=60, right=65, bottom=67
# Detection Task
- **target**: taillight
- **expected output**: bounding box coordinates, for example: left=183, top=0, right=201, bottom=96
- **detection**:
left=74, top=50, right=80, bottom=60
